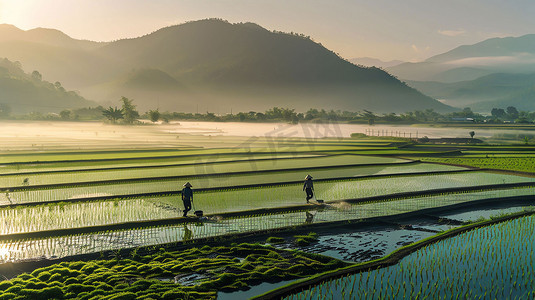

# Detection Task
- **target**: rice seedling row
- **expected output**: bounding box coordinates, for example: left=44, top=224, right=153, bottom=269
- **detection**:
left=0, top=163, right=458, bottom=196
left=0, top=160, right=421, bottom=191
left=286, top=214, right=535, bottom=299
left=0, top=145, right=308, bottom=164
left=0, top=148, right=222, bottom=164
left=0, top=153, right=322, bottom=174
left=0, top=169, right=510, bottom=207
left=184, top=171, right=535, bottom=213
left=0, top=145, right=393, bottom=164
left=1, top=182, right=534, bottom=239
left=0, top=155, right=409, bottom=187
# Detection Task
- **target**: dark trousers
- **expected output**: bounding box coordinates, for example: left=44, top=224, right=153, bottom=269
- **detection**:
left=182, top=198, right=192, bottom=216
left=305, top=188, right=314, bottom=202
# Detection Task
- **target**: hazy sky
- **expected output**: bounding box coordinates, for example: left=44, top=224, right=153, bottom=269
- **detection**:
left=1, top=0, right=535, bottom=62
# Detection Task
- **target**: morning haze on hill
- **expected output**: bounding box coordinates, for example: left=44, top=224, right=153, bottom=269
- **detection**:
left=0, top=19, right=451, bottom=114
left=392, top=34, right=535, bottom=112
left=389, top=34, right=535, bottom=83
left=0, top=57, right=94, bottom=114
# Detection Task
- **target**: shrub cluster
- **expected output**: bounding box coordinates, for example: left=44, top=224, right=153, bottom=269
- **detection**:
left=0, top=243, right=346, bottom=299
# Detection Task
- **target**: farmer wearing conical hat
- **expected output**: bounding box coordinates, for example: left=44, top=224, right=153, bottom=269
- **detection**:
left=181, top=182, right=193, bottom=217
left=303, top=175, right=314, bottom=203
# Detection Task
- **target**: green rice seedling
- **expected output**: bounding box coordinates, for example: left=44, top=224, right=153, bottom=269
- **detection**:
left=0, top=155, right=407, bottom=187
left=0, top=163, right=472, bottom=206
left=286, top=215, right=535, bottom=299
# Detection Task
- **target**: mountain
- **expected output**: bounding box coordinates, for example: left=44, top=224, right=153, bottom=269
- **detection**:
left=428, top=35, right=535, bottom=63
left=0, top=24, right=113, bottom=88
left=350, top=57, right=403, bottom=68
left=0, top=58, right=96, bottom=114
left=388, top=34, right=535, bottom=82
left=471, top=86, right=535, bottom=112
left=407, top=72, right=535, bottom=109
left=0, top=20, right=452, bottom=113
left=0, top=24, right=101, bottom=49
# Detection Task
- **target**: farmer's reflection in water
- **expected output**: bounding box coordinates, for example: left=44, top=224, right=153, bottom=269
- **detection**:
left=305, top=211, right=315, bottom=224
left=182, top=224, right=192, bottom=241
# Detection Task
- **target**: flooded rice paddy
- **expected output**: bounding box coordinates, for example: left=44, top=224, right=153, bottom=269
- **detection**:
left=0, top=187, right=533, bottom=263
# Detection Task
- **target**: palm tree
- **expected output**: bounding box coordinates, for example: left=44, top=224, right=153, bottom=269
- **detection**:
left=102, top=107, right=123, bottom=123
left=121, top=96, right=139, bottom=124
left=148, top=109, right=160, bottom=123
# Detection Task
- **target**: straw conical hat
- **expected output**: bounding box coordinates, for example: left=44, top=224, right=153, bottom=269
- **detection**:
left=183, top=182, right=192, bottom=187
left=305, top=175, right=313, bottom=179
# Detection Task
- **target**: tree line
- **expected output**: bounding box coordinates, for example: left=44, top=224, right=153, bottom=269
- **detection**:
left=2, top=97, right=535, bottom=125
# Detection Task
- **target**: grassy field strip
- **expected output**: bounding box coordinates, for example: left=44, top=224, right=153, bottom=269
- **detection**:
left=0, top=155, right=409, bottom=187
left=282, top=214, right=535, bottom=299
left=0, top=166, right=470, bottom=206
left=0, top=190, right=533, bottom=263
left=0, top=177, right=533, bottom=236
left=0, top=153, right=322, bottom=174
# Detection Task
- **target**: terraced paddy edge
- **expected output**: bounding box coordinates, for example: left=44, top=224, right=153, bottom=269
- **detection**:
left=0, top=165, right=472, bottom=207
left=253, top=211, right=535, bottom=300
left=1, top=191, right=534, bottom=263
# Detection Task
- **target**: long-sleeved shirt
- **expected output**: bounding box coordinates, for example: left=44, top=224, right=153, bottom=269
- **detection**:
left=182, top=187, right=193, bottom=200
left=303, top=179, right=314, bottom=190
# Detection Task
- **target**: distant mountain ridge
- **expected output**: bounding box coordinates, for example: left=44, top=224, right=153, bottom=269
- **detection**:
left=407, top=72, right=535, bottom=112
left=428, top=34, right=535, bottom=63
left=0, top=19, right=452, bottom=113
left=388, top=34, right=535, bottom=82
left=350, top=57, right=403, bottom=68
left=0, top=24, right=102, bottom=49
